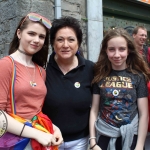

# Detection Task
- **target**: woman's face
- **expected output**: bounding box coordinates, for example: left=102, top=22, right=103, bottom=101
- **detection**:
left=17, top=22, right=46, bottom=55
left=106, top=36, right=128, bottom=70
left=53, top=27, right=79, bottom=60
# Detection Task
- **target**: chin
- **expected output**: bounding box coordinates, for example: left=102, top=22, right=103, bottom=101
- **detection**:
left=62, top=54, right=73, bottom=59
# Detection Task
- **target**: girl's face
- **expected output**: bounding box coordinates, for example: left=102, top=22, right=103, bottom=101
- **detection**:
left=53, top=27, right=79, bottom=60
left=17, top=22, right=46, bottom=55
left=106, top=36, right=128, bottom=70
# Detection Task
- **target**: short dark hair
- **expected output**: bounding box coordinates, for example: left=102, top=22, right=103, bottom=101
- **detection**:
left=50, top=16, right=82, bottom=49
left=132, top=26, right=147, bottom=35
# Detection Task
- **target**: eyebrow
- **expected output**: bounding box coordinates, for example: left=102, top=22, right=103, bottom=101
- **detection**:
left=56, top=36, right=76, bottom=38
left=28, top=31, right=46, bottom=36
left=107, top=46, right=127, bottom=48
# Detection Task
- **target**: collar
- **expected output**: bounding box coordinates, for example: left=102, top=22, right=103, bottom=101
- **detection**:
left=49, top=52, right=85, bottom=69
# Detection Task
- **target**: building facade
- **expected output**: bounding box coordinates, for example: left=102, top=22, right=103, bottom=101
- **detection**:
left=103, top=0, right=150, bottom=45
left=1, top=0, right=150, bottom=60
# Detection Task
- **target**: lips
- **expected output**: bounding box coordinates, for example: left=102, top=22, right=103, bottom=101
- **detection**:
left=61, top=50, right=70, bottom=53
left=113, top=60, right=121, bottom=63
left=30, top=44, right=38, bottom=49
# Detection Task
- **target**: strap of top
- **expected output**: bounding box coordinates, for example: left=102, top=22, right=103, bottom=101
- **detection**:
left=36, top=65, right=43, bottom=77
left=7, top=56, right=16, bottom=114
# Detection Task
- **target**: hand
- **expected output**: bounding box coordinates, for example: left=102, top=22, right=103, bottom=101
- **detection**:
left=34, top=129, right=57, bottom=146
left=53, top=124, right=63, bottom=145
left=92, top=145, right=102, bottom=150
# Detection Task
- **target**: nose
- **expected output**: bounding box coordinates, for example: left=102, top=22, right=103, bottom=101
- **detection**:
left=143, top=35, right=147, bottom=40
left=114, top=50, right=120, bottom=57
left=34, top=36, right=40, bottom=43
left=63, top=40, right=69, bottom=47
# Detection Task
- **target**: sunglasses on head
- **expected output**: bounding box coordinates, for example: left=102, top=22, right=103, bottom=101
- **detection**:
left=20, top=12, right=52, bottom=29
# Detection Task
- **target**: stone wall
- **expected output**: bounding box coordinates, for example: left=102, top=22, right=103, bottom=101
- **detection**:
left=62, top=0, right=87, bottom=58
left=0, top=0, right=87, bottom=58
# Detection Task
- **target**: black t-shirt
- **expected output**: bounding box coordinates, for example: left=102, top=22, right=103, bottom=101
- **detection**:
left=42, top=52, right=94, bottom=142
left=93, top=69, right=148, bottom=128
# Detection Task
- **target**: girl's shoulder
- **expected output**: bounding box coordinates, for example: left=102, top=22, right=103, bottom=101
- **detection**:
left=0, top=56, right=13, bottom=64
left=0, top=56, right=13, bottom=78
left=0, top=56, right=13, bottom=70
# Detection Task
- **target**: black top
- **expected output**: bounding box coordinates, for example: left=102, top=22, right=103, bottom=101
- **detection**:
left=42, top=52, right=94, bottom=142
left=93, top=69, right=148, bottom=128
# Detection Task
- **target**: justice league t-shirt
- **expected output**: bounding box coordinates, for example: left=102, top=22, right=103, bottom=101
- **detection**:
left=93, top=69, right=148, bottom=128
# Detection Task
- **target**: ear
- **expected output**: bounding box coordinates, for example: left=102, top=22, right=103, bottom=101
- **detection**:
left=132, top=34, right=136, bottom=39
left=17, top=29, right=21, bottom=39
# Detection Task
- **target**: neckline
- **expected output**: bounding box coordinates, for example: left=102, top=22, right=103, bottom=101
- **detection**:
left=112, top=68, right=127, bottom=72
left=14, top=60, right=35, bottom=68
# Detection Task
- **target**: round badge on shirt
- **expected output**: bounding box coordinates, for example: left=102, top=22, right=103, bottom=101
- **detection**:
left=112, top=89, right=119, bottom=96
left=74, top=82, right=80, bottom=88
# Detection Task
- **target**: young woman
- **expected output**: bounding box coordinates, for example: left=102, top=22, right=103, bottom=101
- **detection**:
left=0, top=12, right=63, bottom=149
left=89, top=28, right=150, bottom=150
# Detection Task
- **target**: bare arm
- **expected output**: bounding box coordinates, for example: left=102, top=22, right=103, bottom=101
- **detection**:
left=89, top=94, right=102, bottom=150
left=53, top=124, right=63, bottom=145
left=0, top=111, right=57, bottom=146
left=135, top=97, right=149, bottom=150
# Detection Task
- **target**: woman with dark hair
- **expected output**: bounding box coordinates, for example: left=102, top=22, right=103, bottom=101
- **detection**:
left=89, top=28, right=150, bottom=150
left=42, top=16, right=94, bottom=150
left=0, top=12, right=63, bottom=149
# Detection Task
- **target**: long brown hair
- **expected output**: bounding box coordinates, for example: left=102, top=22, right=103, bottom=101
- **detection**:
left=92, top=28, right=150, bottom=83
left=9, top=16, right=50, bottom=68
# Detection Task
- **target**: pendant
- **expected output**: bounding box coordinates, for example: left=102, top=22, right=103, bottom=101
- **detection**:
left=30, top=81, right=37, bottom=87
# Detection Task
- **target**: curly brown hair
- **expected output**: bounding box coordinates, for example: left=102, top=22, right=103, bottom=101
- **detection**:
left=92, top=28, right=150, bottom=84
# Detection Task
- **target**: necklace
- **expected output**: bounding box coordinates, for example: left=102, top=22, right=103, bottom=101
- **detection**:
left=55, top=55, right=78, bottom=75
left=18, top=49, right=33, bottom=56
left=17, top=54, right=37, bottom=87
left=25, top=65, right=37, bottom=87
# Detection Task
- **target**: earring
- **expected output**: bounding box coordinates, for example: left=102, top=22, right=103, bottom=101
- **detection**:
left=76, top=50, right=79, bottom=54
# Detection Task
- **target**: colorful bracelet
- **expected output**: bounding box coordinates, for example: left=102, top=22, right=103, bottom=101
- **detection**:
left=20, top=124, right=26, bottom=136
left=90, top=143, right=97, bottom=149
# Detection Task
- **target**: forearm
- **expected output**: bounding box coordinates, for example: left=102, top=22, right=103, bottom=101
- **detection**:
left=2, top=111, right=36, bottom=139
left=135, top=114, right=148, bottom=149
left=1, top=111, right=57, bottom=146
left=89, top=110, right=98, bottom=146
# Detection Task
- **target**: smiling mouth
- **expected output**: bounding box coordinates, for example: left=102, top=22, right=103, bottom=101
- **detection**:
left=114, top=60, right=121, bottom=63
left=31, top=45, right=38, bottom=48
left=61, top=50, right=70, bottom=52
